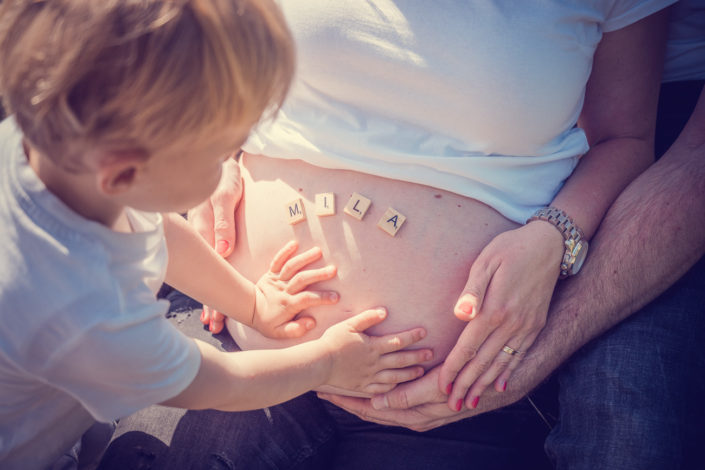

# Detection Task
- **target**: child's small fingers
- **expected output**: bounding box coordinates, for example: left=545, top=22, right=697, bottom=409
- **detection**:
left=378, top=348, right=433, bottom=369
left=287, top=265, right=337, bottom=293
left=346, top=308, right=388, bottom=332
left=274, top=317, right=316, bottom=339
left=373, top=366, right=425, bottom=385
left=278, top=246, right=323, bottom=281
left=269, top=240, right=299, bottom=273
left=290, top=290, right=339, bottom=311
left=374, top=327, right=427, bottom=354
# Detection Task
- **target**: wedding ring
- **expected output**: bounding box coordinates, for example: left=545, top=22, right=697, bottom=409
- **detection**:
left=502, top=345, right=521, bottom=356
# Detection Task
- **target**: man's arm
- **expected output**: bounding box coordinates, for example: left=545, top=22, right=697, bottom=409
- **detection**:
left=322, top=86, right=705, bottom=430
left=522, top=85, right=705, bottom=390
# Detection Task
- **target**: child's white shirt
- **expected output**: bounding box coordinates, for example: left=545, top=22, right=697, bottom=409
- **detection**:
left=0, top=118, right=201, bottom=468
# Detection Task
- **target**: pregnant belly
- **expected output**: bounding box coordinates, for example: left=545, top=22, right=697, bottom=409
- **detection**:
left=226, top=154, right=518, bottom=394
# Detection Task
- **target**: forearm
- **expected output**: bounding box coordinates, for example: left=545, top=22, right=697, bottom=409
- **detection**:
left=514, top=88, right=705, bottom=388
left=163, top=338, right=330, bottom=411
left=162, top=213, right=256, bottom=324
left=550, top=14, right=667, bottom=238
left=550, top=136, right=653, bottom=239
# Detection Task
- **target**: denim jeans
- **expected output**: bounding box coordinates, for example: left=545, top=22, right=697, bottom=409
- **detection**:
left=100, top=390, right=555, bottom=470
left=545, top=255, right=705, bottom=469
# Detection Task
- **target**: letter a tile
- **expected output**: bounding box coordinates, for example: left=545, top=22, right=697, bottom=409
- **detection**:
left=285, top=198, right=306, bottom=224
left=377, top=207, right=406, bottom=236
left=343, top=193, right=372, bottom=220
left=315, top=193, right=336, bottom=216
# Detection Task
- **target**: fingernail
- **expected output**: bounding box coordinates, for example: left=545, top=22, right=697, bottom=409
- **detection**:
left=305, top=319, right=315, bottom=330
left=458, top=302, right=473, bottom=315
left=470, top=396, right=480, bottom=409
left=216, top=239, right=229, bottom=255
left=455, top=399, right=463, bottom=411
left=372, top=396, right=389, bottom=410
left=328, top=292, right=339, bottom=301
left=200, top=309, right=206, bottom=322
left=445, top=383, right=452, bottom=395
left=501, top=380, right=507, bottom=392
left=377, top=308, right=387, bottom=318
left=209, top=321, right=214, bottom=332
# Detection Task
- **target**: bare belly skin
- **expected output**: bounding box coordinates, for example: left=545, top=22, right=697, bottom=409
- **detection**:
left=226, top=153, right=518, bottom=395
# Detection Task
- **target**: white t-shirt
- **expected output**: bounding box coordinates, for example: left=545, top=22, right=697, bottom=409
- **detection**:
left=244, top=0, right=676, bottom=223
left=0, top=119, right=201, bottom=469
left=663, top=0, right=705, bottom=82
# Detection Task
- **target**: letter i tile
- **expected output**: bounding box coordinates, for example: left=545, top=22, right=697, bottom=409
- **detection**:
left=285, top=198, right=306, bottom=224
left=315, top=193, right=336, bottom=216
left=343, top=193, right=372, bottom=220
left=377, top=207, right=406, bottom=236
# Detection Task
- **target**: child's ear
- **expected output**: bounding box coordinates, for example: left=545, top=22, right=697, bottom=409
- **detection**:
left=96, top=150, right=148, bottom=196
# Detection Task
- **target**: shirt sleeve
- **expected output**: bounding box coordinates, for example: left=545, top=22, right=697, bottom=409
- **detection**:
left=602, top=0, right=677, bottom=32
left=38, top=298, right=201, bottom=422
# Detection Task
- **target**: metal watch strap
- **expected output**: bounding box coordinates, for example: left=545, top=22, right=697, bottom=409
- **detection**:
left=526, top=206, right=586, bottom=278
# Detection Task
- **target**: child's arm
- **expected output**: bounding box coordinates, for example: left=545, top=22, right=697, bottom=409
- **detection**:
left=437, top=9, right=669, bottom=411
left=162, top=213, right=338, bottom=339
left=161, top=308, right=432, bottom=411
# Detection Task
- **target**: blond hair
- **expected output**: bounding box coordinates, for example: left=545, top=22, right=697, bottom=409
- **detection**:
left=0, top=0, right=295, bottom=169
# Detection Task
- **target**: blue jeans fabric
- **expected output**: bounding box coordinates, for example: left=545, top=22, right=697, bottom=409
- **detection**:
left=100, top=391, right=554, bottom=470
left=545, top=255, right=705, bottom=469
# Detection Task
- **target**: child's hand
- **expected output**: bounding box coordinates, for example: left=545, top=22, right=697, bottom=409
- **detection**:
left=320, top=308, right=432, bottom=394
left=252, top=240, right=340, bottom=339
left=438, top=222, right=564, bottom=411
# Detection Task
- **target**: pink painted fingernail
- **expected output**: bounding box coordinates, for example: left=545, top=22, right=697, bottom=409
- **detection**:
left=458, top=302, right=473, bottom=315
left=209, top=321, right=215, bottom=332
left=200, top=309, right=207, bottom=322
left=216, top=239, right=229, bottom=255
left=455, top=399, right=463, bottom=411
left=470, top=396, right=480, bottom=409
left=445, top=383, right=452, bottom=395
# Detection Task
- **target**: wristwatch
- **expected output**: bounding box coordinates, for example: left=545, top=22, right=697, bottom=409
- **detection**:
left=526, top=207, right=589, bottom=279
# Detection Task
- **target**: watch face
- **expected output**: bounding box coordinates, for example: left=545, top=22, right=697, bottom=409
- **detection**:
left=570, top=241, right=589, bottom=274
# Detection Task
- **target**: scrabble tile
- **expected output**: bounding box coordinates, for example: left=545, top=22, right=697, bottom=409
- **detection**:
left=343, top=193, right=372, bottom=220
left=377, top=207, right=406, bottom=236
left=315, top=193, right=336, bottom=216
left=285, top=198, right=306, bottom=224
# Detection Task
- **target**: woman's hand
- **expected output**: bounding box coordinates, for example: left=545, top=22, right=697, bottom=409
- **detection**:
left=439, top=221, right=563, bottom=411
left=320, top=308, right=432, bottom=394
left=252, top=240, right=340, bottom=339
left=187, top=156, right=242, bottom=333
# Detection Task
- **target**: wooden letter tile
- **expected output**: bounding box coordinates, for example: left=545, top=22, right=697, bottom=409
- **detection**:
left=285, top=198, right=306, bottom=224
left=343, top=192, right=372, bottom=220
left=377, top=207, right=406, bottom=236
left=315, top=193, right=336, bottom=216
